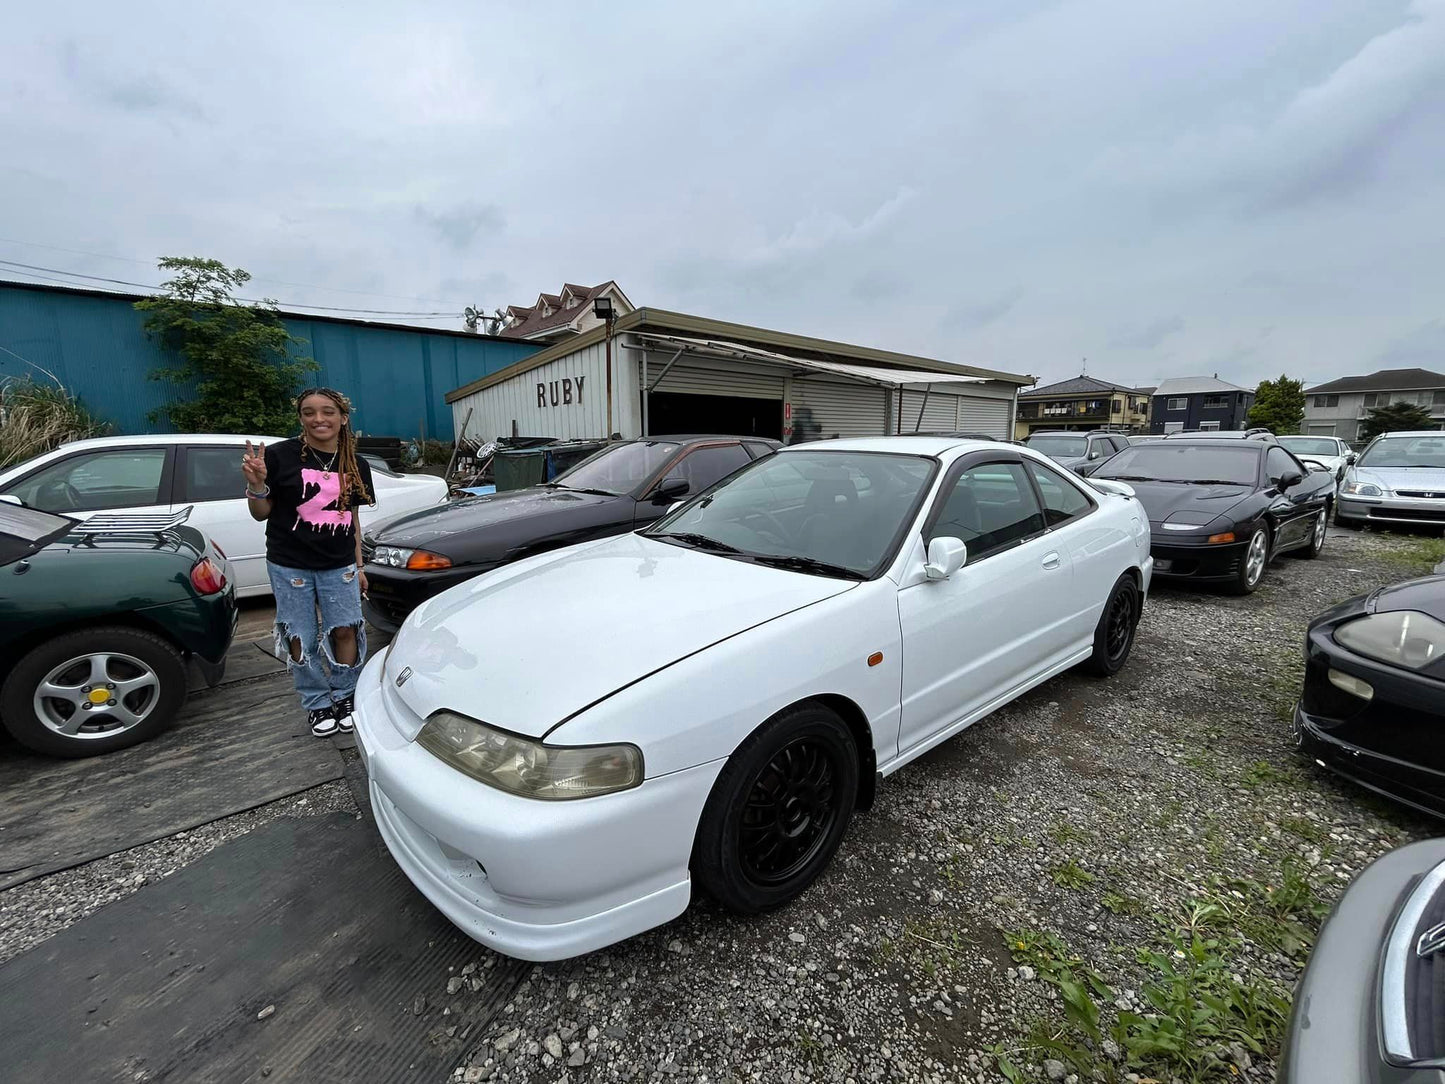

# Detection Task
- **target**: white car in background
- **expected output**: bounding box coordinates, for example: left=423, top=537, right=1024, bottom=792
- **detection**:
left=1275, top=435, right=1355, bottom=482
left=0, top=435, right=448, bottom=597
left=354, top=436, right=1153, bottom=961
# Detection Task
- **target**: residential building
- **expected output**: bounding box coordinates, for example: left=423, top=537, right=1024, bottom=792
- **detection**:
left=497, top=281, right=635, bottom=342
left=1150, top=376, right=1254, bottom=433
left=1013, top=375, right=1153, bottom=439
left=1301, top=368, right=1445, bottom=441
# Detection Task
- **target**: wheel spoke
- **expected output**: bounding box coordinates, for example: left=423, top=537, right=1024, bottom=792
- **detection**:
left=38, top=681, right=82, bottom=702
left=56, top=713, right=89, bottom=735
left=88, top=655, right=111, bottom=686
left=115, top=672, right=159, bottom=698
left=106, top=701, right=146, bottom=727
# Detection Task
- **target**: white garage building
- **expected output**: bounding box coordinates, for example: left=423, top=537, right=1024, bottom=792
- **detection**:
left=447, top=309, right=1032, bottom=444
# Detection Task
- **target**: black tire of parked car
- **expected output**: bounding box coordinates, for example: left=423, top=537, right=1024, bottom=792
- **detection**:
left=1300, top=507, right=1328, bottom=559
left=691, top=702, right=859, bottom=914
left=1230, top=525, right=1271, bottom=595
left=0, top=627, right=188, bottom=758
left=1084, top=575, right=1141, bottom=677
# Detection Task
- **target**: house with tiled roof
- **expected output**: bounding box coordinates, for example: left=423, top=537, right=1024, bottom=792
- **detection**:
left=1014, top=374, right=1154, bottom=437
left=1301, top=367, right=1445, bottom=440
left=498, top=281, right=635, bottom=342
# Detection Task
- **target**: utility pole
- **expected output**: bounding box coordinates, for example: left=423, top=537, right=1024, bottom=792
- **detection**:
left=594, top=296, right=617, bottom=439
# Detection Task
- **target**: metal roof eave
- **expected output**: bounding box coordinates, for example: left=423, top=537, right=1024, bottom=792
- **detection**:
left=444, top=307, right=1034, bottom=403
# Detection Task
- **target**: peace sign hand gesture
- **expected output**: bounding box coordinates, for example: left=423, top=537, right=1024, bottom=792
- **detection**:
left=242, top=440, right=268, bottom=491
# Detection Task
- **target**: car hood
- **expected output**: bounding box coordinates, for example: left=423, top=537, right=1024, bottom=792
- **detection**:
left=1110, top=480, right=1253, bottom=525
left=1035, top=451, right=1088, bottom=469
left=1350, top=466, right=1445, bottom=493
left=383, top=532, right=855, bottom=738
left=371, top=486, right=628, bottom=554
left=1368, top=574, right=1445, bottom=622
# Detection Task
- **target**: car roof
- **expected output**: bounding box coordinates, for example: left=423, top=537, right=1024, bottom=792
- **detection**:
left=1370, top=430, right=1445, bottom=438
left=55, top=434, right=284, bottom=451
left=629, top=435, right=779, bottom=446
left=1147, top=437, right=1265, bottom=451
left=780, top=435, right=997, bottom=456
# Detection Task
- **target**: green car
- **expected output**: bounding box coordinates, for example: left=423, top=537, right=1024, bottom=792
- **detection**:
left=0, top=501, right=236, bottom=757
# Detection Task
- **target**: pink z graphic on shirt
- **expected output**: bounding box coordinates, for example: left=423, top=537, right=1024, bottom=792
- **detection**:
left=294, top=468, right=353, bottom=533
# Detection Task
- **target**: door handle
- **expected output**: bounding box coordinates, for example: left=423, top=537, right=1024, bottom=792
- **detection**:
left=1041, top=552, right=1062, bottom=570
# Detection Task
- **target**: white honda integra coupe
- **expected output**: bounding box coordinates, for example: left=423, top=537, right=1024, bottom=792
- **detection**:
left=353, top=436, right=1153, bottom=960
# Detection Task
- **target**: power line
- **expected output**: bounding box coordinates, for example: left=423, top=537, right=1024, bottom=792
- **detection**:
left=0, top=236, right=470, bottom=307
left=0, top=259, right=466, bottom=318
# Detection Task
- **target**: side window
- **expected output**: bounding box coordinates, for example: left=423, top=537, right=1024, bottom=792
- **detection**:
left=7, top=448, right=168, bottom=513
left=1106, top=436, right=1127, bottom=453
left=672, top=444, right=752, bottom=493
left=1265, top=447, right=1296, bottom=484
left=743, top=441, right=775, bottom=461
left=183, top=445, right=245, bottom=503
left=927, top=461, right=1045, bottom=562
left=1027, top=461, right=1094, bottom=526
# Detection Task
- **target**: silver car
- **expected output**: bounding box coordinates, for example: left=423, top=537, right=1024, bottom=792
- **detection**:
left=1337, top=431, right=1445, bottom=530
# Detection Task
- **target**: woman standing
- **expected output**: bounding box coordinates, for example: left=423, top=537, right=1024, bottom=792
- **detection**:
left=241, top=388, right=375, bottom=737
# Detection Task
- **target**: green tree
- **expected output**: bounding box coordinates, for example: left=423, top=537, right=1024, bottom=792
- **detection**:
left=1359, top=400, right=1435, bottom=442
left=1247, top=375, right=1306, bottom=434
left=136, top=257, right=317, bottom=434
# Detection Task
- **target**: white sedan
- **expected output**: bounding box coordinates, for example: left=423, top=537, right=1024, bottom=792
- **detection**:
left=354, top=437, right=1153, bottom=961
left=0, top=434, right=448, bottom=597
left=1275, top=435, right=1355, bottom=482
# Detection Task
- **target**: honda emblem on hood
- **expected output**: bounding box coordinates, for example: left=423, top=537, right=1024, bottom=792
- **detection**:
left=395, top=666, right=413, bottom=688
left=1419, top=921, right=1445, bottom=959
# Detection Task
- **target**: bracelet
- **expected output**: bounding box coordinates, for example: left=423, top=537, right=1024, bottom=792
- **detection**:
left=245, top=485, right=271, bottom=499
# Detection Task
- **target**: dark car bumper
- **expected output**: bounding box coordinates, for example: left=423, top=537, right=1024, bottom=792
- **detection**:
left=1279, top=837, right=1445, bottom=1084
left=141, top=588, right=236, bottom=687
left=361, top=564, right=489, bottom=632
left=1293, top=623, right=1445, bottom=820
left=1148, top=537, right=1249, bottom=582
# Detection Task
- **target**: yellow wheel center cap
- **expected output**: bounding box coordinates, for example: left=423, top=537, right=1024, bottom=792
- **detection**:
left=89, top=689, right=110, bottom=705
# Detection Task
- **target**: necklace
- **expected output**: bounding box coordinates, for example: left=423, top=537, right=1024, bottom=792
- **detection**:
left=306, top=441, right=339, bottom=479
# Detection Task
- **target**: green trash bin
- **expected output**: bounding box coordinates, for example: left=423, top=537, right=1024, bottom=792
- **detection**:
left=493, top=448, right=551, bottom=491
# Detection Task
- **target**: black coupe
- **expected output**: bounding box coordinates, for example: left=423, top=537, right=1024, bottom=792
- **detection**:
left=361, top=435, right=778, bottom=630
left=1293, top=573, right=1444, bottom=819
left=1091, top=437, right=1336, bottom=593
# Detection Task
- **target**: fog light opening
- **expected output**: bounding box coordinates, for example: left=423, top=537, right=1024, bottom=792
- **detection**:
left=1327, top=668, right=1374, bottom=701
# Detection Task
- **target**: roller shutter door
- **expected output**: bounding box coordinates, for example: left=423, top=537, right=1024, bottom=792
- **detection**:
left=956, top=396, right=1011, bottom=439
left=899, top=390, right=962, bottom=433
left=792, top=379, right=889, bottom=439
left=646, top=361, right=783, bottom=399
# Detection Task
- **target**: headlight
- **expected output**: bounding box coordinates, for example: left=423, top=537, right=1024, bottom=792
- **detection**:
left=1334, top=611, right=1445, bottom=671
left=417, top=711, right=643, bottom=800
left=372, top=545, right=452, bottom=571
left=1342, top=481, right=1384, bottom=497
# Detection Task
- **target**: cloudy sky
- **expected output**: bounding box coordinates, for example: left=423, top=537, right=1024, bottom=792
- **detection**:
left=3, top=0, right=1443, bottom=390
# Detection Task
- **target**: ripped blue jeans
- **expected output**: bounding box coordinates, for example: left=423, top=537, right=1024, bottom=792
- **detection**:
left=267, top=561, right=367, bottom=712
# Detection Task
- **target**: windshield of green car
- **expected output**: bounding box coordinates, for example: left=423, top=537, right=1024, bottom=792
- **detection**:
left=1277, top=437, right=1339, bottom=457
left=1026, top=434, right=1088, bottom=457
left=0, top=502, right=74, bottom=566
left=1357, top=435, right=1445, bottom=469
left=1093, top=444, right=1259, bottom=485
left=647, top=450, right=938, bottom=578
left=548, top=440, right=681, bottom=495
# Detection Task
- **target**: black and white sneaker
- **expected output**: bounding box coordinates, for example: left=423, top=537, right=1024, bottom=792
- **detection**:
left=309, top=707, right=339, bottom=737
left=332, top=694, right=356, bottom=734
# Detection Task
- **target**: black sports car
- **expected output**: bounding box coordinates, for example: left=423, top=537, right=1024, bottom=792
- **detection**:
left=361, top=435, right=778, bottom=631
left=1293, top=573, right=1444, bottom=818
left=1091, top=437, right=1336, bottom=593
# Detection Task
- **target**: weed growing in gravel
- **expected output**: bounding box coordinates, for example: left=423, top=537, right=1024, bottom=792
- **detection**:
left=1242, top=760, right=1295, bottom=788
left=1102, top=890, right=1145, bottom=916
left=1281, top=816, right=1328, bottom=844
left=1050, top=822, right=1089, bottom=847
left=1051, top=860, right=1096, bottom=890
left=1384, top=534, right=1445, bottom=573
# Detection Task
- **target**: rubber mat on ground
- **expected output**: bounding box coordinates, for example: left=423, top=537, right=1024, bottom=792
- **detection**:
left=0, top=813, right=528, bottom=1083
left=0, top=675, right=342, bottom=888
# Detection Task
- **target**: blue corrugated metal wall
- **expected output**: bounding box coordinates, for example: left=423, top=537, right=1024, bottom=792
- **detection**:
left=0, top=282, right=539, bottom=440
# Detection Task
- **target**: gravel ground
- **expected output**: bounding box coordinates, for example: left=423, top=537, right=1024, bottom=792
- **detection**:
left=2, top=527, right=1439, bottom=1083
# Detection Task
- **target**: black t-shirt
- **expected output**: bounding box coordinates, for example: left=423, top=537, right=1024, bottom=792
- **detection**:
left=263, top=439, right=375, bottom=571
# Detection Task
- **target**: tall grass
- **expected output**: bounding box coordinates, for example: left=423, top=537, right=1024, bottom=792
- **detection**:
left=0, top=378, right=112, bottom=470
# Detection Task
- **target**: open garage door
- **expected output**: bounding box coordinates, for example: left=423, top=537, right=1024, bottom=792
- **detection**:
left=648, top=392, right=783, bottom=439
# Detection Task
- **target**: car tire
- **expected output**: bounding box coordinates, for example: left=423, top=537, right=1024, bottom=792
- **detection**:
left=1229, top=526, right=1271, bottom=595
left=692, top=702, right=859, bottom=915
left=1300, top=507, right=1328, bottom=559
left=1084, top=574, right=1141, bottom=677
left=0, top=627, right=188, bottom=758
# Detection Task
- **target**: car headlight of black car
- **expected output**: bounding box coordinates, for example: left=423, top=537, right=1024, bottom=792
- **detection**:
left=1158, top=512, right=1237, bottom=543
left=372, top=544, right=453, bottom=571
left=1334, top=610, right=1445, bottom=671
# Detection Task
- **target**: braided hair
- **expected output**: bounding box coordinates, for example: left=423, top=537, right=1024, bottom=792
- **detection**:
left=296, top=387, right=373, bottom=508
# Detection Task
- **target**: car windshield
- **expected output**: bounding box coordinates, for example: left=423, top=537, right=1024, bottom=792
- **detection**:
left=1357, top=435, right=1445, bottom=469
left=1277, top=437, right=1339, bottom=456
left=646, top=450, right=937, bottom=578
left=1027, top=435, right=1088, bottom=457
left=0, top=501, right=73, bottom=540
left=548, top=440, right=680, bottom=495
left=1094, top=444, right=1259, bottom=485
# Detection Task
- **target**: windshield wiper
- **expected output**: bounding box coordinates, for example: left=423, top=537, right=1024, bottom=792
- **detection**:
left=1102, top=474, right=1161, bottom=482
left=748, top=554, right=867, bottom=580
left=654, top=531, right=743, bottom=554
left=543, top=483, right=616, bottom=496
left=1180, top=479, right=1247, bottom=486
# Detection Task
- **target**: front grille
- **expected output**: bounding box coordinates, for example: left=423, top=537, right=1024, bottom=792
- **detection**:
left=1370, top=507, right=1445, bottom=523
left=1397, top=491, right=1445, bottom=500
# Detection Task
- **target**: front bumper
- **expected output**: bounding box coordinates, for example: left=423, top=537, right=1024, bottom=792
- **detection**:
left=360, top=564, right=483, bottom=632
left=352, top=659, right=724, bottom=961
left=1148, top=537, right=1249, bottom=582
left=1337, top=494, right=1445, bottom=528
left=1279, top=837, right=1445, bottom=1084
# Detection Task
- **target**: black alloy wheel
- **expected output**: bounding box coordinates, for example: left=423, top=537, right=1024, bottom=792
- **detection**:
left=1085, top=575, right=1140, bottom=677
left=693, top=703, right=859, bottom=914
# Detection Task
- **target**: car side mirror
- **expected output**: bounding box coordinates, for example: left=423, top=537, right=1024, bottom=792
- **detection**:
left=1278, top=470, right=1303, bottom=490
left=924, top=536, right=967, bottom=581
left=1088, top=449, right=1102, bottom=459
left=654, top=476, right=689, bottom=503
left=1346, top=453, right=1357, bottom=464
